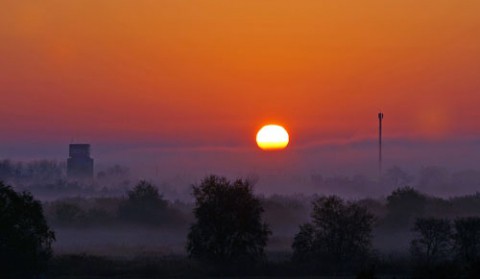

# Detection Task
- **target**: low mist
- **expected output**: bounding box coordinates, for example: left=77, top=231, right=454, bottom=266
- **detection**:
left=3, top=158, right=480, bottom=260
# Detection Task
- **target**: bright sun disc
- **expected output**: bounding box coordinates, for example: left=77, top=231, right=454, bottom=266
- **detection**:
left=256, top=125, right=289, bottom=150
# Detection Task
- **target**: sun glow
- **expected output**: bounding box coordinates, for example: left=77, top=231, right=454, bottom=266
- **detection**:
left=256, top=125, right=289, bottom=151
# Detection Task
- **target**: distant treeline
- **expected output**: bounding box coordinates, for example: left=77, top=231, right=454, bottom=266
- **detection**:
left=5, top=175, right=480, bottom=278
left=4, top=159, right=480, bottom=198
left=44, top=181, right=191, bottom=228
left=311, top=165, right=480, bottom=197
left=44, top=180, right=480, bottom=278
left=44, top=184, right=480, bottom=232
left=0, top=159, right=65, bottom=184
left=0, top=159, right=131, bottom=197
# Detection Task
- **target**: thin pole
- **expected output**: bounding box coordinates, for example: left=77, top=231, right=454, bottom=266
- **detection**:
left=378, top=112, right=384, bottom=177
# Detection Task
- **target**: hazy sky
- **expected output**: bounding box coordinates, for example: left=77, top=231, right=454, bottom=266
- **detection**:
left=1, top=1, right=480, bottom=183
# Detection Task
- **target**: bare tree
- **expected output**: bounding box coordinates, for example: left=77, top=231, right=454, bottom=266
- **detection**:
left=410, top=217, right=452, bottom=264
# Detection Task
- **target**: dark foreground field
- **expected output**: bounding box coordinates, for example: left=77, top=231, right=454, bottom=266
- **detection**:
left=47, top=253, right=416, bottom=279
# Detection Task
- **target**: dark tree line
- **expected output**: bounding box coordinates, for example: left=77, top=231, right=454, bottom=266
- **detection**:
left=0, top=182, right=55, bottom=278
left=411, top=216, right=480, bottom=277
left=0, top=160, right=64, bottom=183
left=184, top=176, right=376, bottom=275
left=47, top=180, right=186, bottom=227
left=0, top=160, right=132, bottom=199
left=0, top=180, right=183, bottom=278
left=118, top=180, right=169, bottom=225
left=6, top=172, right=480, bottom=278
left=183, top=178, right=480, bottom=277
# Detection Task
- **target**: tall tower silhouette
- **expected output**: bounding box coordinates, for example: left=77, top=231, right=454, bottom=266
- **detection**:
left=67, top=144, right=94, bottom=181
left=378, top=112, right=384, bottom=177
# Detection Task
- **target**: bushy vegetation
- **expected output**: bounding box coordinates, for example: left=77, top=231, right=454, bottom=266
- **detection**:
left=44, top=181, right=188, bottom=228
left=0, top=160, right=64, bottom=184
left=8, top=166, right=480, bottom=278
left=118, top=180, right=170, bottom=225
left=0, top=182, right=55, bottom=278
left=292, top=196, right=375, bottom=274
left=187, top=175, right=271, bottom=264
left=409, top=216, right=480, bottom=278
left=0, top=160, right=132, bottom=198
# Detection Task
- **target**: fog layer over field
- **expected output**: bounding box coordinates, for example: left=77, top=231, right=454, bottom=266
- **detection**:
left=3, top=159, right=480, bottom=259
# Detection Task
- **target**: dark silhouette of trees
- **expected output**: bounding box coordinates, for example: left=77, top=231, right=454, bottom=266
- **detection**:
left=410, top=218, right=452, bottom=264
left=292, top=196, right=374, bottom=272
left=186, top=175, right=270, bottom=264
left=0, top=160, right=64, bottom=184
left=0, top=181, right=55, bottom=278
left=453, top=217, right=480, bottom=264
left=409, top=216, right=480, bottom=277
left=118, top=180, right=169, bottom=225
left=385, top=187, right=427, bottom=229
left=292, top=223, right=316, bottom=261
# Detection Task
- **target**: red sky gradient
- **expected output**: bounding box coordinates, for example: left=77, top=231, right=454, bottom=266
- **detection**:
left=1, top=1, right=479, bottom=162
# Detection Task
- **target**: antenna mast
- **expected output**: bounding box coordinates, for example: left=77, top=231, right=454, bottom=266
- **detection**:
left=378, top=112, right=384, bottom=177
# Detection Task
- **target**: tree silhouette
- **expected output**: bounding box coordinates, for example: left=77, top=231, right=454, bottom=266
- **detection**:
left=186, top=175, right=270, bottom=264
left=410, top=217, right=452, bottom=264
left=118, top=180, right=169, bottom=225
left=453, top=217, right=480, bottom=264
left=0, top=181, right=55, bottom=278
left=385, top=187, right=427, bottom=229
left=292, top=196, right=374, bottom=271
left=292, top=223, right=316, bottom=262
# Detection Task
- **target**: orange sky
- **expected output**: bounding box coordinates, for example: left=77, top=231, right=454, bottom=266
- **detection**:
left=1, top=0, right=479, bottom=149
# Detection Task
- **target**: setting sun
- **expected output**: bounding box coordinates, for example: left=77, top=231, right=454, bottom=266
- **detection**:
left=256, top=125, right=289, bottom=151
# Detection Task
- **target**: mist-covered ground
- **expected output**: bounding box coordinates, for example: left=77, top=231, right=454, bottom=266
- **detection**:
left=42, top=186, right=480, bottom=259
left=3, top=159, right=480, bottom=256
